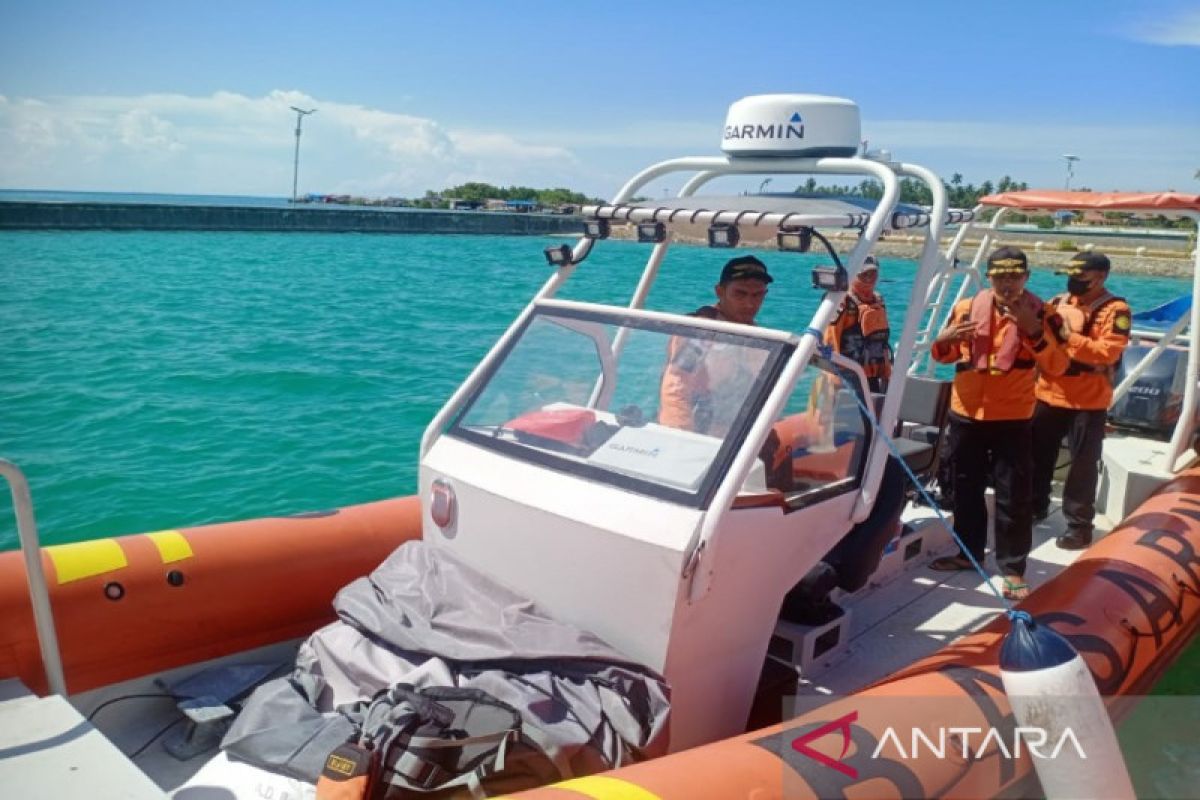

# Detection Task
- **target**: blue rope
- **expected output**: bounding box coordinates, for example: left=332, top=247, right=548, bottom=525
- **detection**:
left=800, top=330, right=1016, bottom=613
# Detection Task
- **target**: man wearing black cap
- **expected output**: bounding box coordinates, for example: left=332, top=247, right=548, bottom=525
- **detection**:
left=1032, top=251, right=1131, bottom=550
left=927, top=246, right=1067, bottom=599
left=659, top=255, right=772, bottom=433
left=711, top=254, right=774, bottom=324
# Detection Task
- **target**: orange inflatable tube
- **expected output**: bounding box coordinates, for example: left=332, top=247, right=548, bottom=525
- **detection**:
left=3, top=470, right=1198, bottom=797
left=0, top=496, right=423, bottom=695
left=504, top=468, right=1200, bottom=800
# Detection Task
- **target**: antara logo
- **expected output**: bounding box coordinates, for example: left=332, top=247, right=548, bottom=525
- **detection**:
left=788, top=710, right=1087, bottom=779
left=724, top=112, right=805, bottom=141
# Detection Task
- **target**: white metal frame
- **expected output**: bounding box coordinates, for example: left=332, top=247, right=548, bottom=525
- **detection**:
left=1, top=458, right=66, bottom=696
left=420, top=152, right=961, bottom=599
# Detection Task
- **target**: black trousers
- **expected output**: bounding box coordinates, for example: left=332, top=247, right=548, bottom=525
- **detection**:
left=947, top=413, right=1033, bottom=577
left=1031, top=401, right=1107, bottom=534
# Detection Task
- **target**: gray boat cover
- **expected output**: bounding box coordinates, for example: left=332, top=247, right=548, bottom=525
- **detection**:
left=222, top=541, right=670, bottom=792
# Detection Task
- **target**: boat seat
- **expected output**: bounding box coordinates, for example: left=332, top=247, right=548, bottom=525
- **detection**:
left=891, top=436, right=935, bottom=474
left=895, top=376, right=952, bottom=481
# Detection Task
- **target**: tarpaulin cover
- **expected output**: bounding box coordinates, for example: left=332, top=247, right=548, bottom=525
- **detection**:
left=222, top=541, right=670, bottom=791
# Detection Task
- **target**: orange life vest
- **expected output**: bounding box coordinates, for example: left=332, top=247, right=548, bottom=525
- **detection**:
left=825, top=291, right=892, bottom=380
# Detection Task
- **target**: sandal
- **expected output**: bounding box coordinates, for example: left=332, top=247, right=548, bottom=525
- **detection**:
left=1002, top=578, right=1031, bottom=601
left=929, top=554, right=974, bottom=572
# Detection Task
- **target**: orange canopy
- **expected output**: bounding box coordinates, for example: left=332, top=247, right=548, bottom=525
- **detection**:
left=978, top=190, right=1200, bottom=213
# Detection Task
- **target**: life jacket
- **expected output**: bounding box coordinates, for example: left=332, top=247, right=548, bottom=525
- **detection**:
left=1050, top=290, right=1125, bottom=377
left=316, top=683, right=523, bottom=799
left=959, top=289, right=1040, bottom=374
left=834, top=292, right=892, bottom=378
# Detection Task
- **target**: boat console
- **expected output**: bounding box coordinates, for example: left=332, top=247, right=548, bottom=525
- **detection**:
left=417, top=94, right=968, bottom=749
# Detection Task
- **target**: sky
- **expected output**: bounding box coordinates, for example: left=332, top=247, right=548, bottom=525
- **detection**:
left=1, top=0, right=1198, bottom=200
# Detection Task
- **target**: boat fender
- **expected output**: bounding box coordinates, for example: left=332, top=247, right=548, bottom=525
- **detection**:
left=999, top=613, right=1135, bottom=800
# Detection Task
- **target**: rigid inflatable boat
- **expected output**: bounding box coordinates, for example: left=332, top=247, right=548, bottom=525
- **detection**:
left=2, top=94, right=1199, bottom=799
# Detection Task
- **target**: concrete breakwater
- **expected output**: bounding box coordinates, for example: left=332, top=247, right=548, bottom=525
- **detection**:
left=0, top=201, right=582, bottom=236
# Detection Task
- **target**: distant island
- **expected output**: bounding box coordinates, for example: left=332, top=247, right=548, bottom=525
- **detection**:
left=297, top=182, right=603, bottom=215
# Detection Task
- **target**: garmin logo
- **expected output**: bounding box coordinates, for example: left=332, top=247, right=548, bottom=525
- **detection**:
left=724, top=112, right=805, bottom=142
left=606, top=443, right=661, bottom=458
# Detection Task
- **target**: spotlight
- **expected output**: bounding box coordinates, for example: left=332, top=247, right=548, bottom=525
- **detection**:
left=777, top=225, right=814, bottom=253
left=583, top=218, right=610, bottom=239
left=811, top=264, right=848, bottom=292
left=636, top=221, right=667, bottom=244
left=543, top=244, right=573, bottom=266
left=707, top=223, right=740, bottom=249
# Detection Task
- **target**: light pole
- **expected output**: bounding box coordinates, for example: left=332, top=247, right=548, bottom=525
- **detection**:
left=290, top=106, right=316, bottom=203
left=1062, top=154, right=1080, bottom=190
left=759, top=177, right=772, bottom=194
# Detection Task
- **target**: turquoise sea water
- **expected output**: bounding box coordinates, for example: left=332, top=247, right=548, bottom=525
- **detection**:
left=0, top=229, right=1192, bottom=550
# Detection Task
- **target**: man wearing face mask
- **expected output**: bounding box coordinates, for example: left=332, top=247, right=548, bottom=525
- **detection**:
left=1032, top=251, right=1131, bottom=550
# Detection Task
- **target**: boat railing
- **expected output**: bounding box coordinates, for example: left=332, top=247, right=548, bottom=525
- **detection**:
left=1, top=458, right=67, bottom=696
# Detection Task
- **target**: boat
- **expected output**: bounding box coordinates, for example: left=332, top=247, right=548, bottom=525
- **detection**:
left=2, top=94, right=1199, bottom=799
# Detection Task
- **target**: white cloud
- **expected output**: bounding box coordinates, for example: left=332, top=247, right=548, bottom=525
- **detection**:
left=1126, top=7, right=1200, bottom=46
left=1, top=91, right=1195, bottom=198
left=116, top=108, right=183, bottom=153
left=0, top=90, right=581, bottom=197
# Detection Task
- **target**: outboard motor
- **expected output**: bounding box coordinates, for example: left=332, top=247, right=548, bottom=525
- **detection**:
left=1109, top=344, right=1188, bottom=437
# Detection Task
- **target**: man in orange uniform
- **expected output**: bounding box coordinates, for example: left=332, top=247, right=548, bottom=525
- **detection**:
left=1032, top=252, right=1131, bottom=550
left=659, top=255, right=771, bottom=435
left=928, top=246, right=1067, bottom=599
left=824, top=255, right=892, bottom=392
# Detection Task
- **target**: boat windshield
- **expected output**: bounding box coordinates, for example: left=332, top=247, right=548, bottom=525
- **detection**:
left=448, top=306, right=793, bottom=507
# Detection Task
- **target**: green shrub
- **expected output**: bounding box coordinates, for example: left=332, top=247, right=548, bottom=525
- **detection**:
left=1057, top=239, right=1076, bottom=251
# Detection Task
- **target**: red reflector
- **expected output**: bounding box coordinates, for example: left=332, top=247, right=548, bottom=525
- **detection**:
left=430, top=479, right=456, bottom=528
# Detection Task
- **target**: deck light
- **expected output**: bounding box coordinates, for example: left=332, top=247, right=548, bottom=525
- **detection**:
left=636, top=221, right=667, bottom=244
left=811, top=264, right=849, bottom=292
left=543, top=244, right=574, bottom=266
left=777, top=225, right=814, bottom=253
left=583, top=218, right=610, bottom=239
left=707, top=223, right=740, bottom=249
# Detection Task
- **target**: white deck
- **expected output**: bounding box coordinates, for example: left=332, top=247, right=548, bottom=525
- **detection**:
left=0, top=679, right=166, bottom=799
left=794, top=499, right=1108, bottom=697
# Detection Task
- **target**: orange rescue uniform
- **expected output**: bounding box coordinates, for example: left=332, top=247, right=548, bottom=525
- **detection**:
left=1035, top=291, right=1131, bottom=410
left=659, top=306, right=767, bottom=435
left=931, top=297, right=1068, bottom=420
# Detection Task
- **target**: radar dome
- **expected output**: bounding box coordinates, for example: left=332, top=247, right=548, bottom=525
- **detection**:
left=721, top=94, right=861, bottom=158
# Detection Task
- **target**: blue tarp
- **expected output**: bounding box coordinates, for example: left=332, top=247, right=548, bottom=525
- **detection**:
left=1132, top=295, right=1192, bottom=330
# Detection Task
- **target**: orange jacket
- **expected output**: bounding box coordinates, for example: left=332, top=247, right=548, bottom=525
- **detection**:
left=659, top=307, right=767, bottom=434
left=931, top=295, right=1067, bottom=421
left=824, top=289, right=893, bottom=381
left=1035, top=290, right=1131, bottom=410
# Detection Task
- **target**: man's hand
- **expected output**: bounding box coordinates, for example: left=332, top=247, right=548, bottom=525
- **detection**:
left=935, top=319, right=978, bottom=346
left=1004, top=300, right=1043, bottom=338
